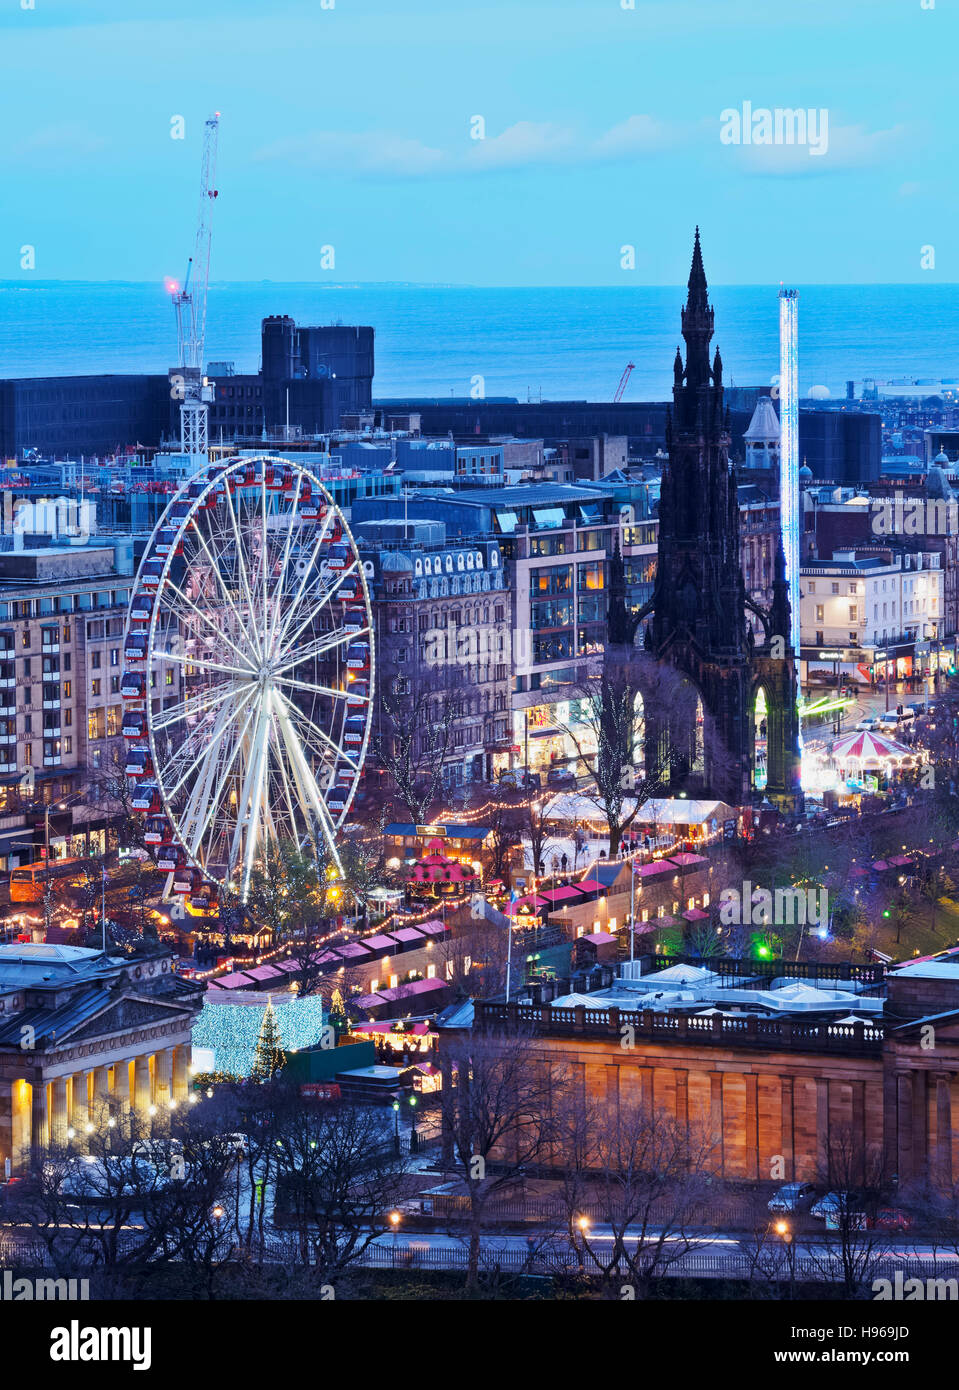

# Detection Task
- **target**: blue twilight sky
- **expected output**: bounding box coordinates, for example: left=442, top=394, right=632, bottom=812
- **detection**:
left=0, top=0, right=954, bottom=286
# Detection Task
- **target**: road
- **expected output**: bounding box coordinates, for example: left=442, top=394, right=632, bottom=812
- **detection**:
left=360, top=1223, right=959, bottom=1281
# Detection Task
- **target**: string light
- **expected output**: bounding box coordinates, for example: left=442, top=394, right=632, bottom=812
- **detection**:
left=192, top=993, right=326, bottom=1077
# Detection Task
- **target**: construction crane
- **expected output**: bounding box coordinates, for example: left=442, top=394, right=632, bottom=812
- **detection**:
left=613, top=362, right=635, bottom=403
left=167, top=112, right=220, bottom=457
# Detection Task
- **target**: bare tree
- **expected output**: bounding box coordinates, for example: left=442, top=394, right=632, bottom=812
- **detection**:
left=269, top=1093, right=410, bottom=1286
left=556, top=1091, right=716, bottom=1297
left=438, top=917, right=511, bottom=1001
left=375, top=679, right=459, bottom=824
left=556, top=652, right=685, bottom=856
left=521, top=791, right=562, bottom=880
left=479, top=784, right=522, bottom=887
left=438, top=1021, right=561, bottom=1292
left=805, top=1129, right=892, bottom=1297
left=7, top=1105, right=237, bottom=1300
left=84, top=740, right=154, bottom=861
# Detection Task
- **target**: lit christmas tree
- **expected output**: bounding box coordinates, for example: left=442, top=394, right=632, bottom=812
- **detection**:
left=328, top=986, right=348, bottom=1039
left=250, top=996, right=286, bottom=1081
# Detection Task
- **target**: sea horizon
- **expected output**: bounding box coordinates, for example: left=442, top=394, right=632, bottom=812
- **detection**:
left=1, top=280, right=957, bottom=403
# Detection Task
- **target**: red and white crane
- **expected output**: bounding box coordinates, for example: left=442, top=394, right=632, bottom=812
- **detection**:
left=613, top=362, right=635, bottom=403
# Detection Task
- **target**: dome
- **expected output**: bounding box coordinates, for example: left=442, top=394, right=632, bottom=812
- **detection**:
left=807, top=385, right=831, bottom=400
left=743, top=395, right=781, bottom=443
left=380, top=551, right=414, bottom=573
left=934, top=449, right=951, bottom=465
left=799, top=462, right=813, bottom=481
left=925, top=463, right=954, bottom=502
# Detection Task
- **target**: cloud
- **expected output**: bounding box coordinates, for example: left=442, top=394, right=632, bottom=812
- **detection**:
left=468, top=121, right=576, bottom=170
left=252, top=130, right=446, bottom=177
left=253, top=115, right=682, bottom=179
left=727, top=119, right=907, bottom=176
left=592, top=114, right=675, bottom=157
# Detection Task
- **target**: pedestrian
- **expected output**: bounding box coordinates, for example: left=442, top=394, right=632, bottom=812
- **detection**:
left=560, top=852, right=568, bottom=873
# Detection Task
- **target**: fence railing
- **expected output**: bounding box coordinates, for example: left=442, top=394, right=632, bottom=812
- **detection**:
left=473, top=1000, right=885, bottom=1053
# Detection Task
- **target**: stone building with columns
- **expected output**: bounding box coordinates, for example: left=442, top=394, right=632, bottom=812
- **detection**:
left=0, top=942, right=203, bottom=1173
left=439, top=956, right=959, bottom=1190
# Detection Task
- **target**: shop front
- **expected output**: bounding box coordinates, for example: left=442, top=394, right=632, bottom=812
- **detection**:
left=511, top=699, right=597, bottom=775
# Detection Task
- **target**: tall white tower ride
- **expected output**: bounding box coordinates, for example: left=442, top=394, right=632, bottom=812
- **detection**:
left=779, top=288, right=800, bottom=657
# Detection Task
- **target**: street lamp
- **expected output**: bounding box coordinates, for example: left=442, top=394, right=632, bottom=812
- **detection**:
left=389, top=1209, right=401, bottom=1264
left=392, top=1099, right=401, bottom=1155
left=408, top=1094, right=418, bottom=1153
left=774, top=1219, right=796, bottom=1298
left=574, top=1213, right=590, bottom=1271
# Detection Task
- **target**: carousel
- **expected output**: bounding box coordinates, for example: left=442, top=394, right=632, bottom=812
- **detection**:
left=406, top=838, right=478, bottom=899
left=829, top=729, right=917, bottom=783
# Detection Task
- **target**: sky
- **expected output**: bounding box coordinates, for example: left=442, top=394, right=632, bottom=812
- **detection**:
left=0, top=0, right=954, bottom=286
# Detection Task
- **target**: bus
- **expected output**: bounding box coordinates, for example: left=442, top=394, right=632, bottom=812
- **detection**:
left=9, top=858, right=88, bottom=904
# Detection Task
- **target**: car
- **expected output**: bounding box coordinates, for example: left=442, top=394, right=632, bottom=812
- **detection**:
left=877, top=713, right=901, bottom=729
left=855, top=717, right=879, bottom=732
left=767, top=1182, right=816, bottom=1214
left=810, top=1191, right=867, bottom=1228
left=546, top=767, right=576, bottom=788
left=499, top=770, right=541, bottom=790
left=870, top=1207, right=912, bottom=1233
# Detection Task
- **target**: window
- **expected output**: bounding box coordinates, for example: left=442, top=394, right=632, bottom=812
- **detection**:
left=831, top=583, right=839, bottom=594
left=64, top=737, right=72, bottom=755
left=24, top=743, right=31, bottom=766
left=110, top=648, right=119, bottom=667
left=849, top=606, right=858, bottom=621
left=88, top=710, right=105, bottom=740
left=63, top=681, right=71, bottom=698
left=91, top=651, right=101, bottom=669
left=91, top=679, right=101, bottom=697
left=815, top=605, right=824, bottom=623
left=165, top=670, right=173, bottom=686
left=807, top=582, right=816, bottom=594
left=106, top=707, right=121, bottom=737
left=64, top=709, right=72, bottom=727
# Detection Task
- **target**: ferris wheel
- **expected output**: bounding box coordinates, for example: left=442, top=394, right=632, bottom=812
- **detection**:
left=121, top=455, right=375, bottom=903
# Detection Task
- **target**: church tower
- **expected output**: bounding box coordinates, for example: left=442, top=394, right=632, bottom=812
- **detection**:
left=643, top=229, right=801, bottom=809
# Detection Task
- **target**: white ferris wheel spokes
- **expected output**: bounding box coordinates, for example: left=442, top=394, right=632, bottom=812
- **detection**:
left=122, top=456, right=374, bottom=903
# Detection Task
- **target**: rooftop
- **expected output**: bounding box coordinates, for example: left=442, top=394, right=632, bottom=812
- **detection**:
left=0, top=942, right=124, bottom=990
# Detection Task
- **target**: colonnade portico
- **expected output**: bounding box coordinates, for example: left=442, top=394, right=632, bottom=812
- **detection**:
left=6, top=1043, right=193, bottom=1170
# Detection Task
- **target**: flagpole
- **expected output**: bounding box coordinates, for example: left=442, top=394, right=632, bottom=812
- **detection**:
left=630, top=855, right=636, bottom=962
